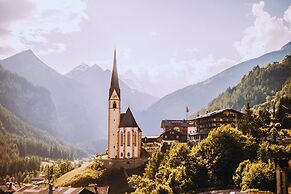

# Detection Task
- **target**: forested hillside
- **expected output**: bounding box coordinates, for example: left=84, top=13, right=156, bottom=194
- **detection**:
left=0, top=67, right=87, bottom=180
left=202, top=55, right=291, bottom=114
left=0, top=103, right=73, bottom=160
left=0, top=65, right=58, bottom=132
left=137, top=42, right=291, bottom=135
left=0, top=50, right=157, bottom=151
left=0, top=102, right=79, bottom=179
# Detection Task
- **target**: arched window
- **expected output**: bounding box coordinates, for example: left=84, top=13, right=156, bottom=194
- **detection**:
left=127, top=152, right=130, bottom=157
left=133, top=131, right=136, bottom=146
left=127, top=131, right=131, bottom=146
left=113, top=101, right=117, bottom=109
left=136, top=132, right=138, bottom=146
left=120, top=131, right=123, bottom=146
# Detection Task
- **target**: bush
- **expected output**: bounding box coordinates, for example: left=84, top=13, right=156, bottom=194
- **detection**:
left=129, top=143, right=208, bottom=193
left=234, top=160, right=276, bottom=192
left=233, top=160, right=251, bottom=188
left=193, top=125, right=257, bottom=186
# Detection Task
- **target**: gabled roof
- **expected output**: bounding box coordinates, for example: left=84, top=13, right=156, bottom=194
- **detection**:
left=119, top=108, right=141, bottom=131
left=120, top=113, right=125, bottom=122
left=13, top=186, right=109, bottom=194
left=161, top=120, right=189, bottom=128
left=195, top=108, right=244, bottom=120
left=109, top=49, right=120, bottom=99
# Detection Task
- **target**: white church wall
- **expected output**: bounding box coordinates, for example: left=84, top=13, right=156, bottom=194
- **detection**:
left=108, top=90, right=120, bottom=159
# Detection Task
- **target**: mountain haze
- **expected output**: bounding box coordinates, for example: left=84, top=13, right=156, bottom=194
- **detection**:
left=137, top=42, right=291, bottom=135
left=0, top=102, right=74, bottom=160
left=0, top=51, right=158, bottom=152
left=202, top=55, right=291, bottom=114
left=0, top=50, right=95, bottom=144
left=0, top=65, right=58, bottom=133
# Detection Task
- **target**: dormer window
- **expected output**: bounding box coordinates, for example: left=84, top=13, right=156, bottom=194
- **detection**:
left=113, top=101, right=117, bottom=109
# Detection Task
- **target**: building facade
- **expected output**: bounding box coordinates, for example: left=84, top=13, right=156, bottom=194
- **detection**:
left=192, top=109, right=245, bottom=142
left=108, top=50, right=142, bottom=159
left=161, top=120, right=189, bottom=135
left=160, top=109, right=245, bottom=144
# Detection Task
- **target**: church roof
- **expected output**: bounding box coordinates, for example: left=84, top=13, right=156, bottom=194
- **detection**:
left=119, top=108, right=141, bottom=131
left=109, top=49, right=120, bottom=99
left=120, top=113, right=125, bottom=122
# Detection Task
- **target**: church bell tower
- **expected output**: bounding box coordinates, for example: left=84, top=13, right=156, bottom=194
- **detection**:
left=108, top=49, right=120, bottom=159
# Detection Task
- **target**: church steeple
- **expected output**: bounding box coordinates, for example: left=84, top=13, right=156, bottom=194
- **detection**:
left=109, top=49, right=120, bottom=99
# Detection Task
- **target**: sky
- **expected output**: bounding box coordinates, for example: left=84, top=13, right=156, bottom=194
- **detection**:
left=0, top=0, right=291, bottom=97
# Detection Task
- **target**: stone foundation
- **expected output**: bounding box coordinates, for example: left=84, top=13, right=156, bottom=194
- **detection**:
left=98, top=158, right=147, bottom=171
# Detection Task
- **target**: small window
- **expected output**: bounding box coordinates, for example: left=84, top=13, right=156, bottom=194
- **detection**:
left=127, top=131, right=131, bottom=146
left=121, top=152, right=123, bottom=157
left=113, top=101, right=117, bottom=109
left=133, top=131, right=136, bottom=146
left=135, top=132, right=138, bottom=146
left=127, top=152, right=130, bottom=157
left=120, top=131, right=123, bottom=146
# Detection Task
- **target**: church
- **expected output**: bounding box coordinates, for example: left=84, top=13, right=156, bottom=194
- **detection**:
left=108, top=50, right=142, bottom=159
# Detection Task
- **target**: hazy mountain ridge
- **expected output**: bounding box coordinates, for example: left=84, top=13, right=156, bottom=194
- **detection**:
left=0, top=103, right=75, bottom=160
left=199, top=55, right=291, bottom=114
left=0, top=50, right=96, bottom=144
left=0, top=51, right=158, bottom=152
left=65, top=63, right=158, bottom=141
left=0, top=65, right=87, bottom=159
left=137, top=42, right=291, bottom=135
left=0, top=65, right=58, bottom=133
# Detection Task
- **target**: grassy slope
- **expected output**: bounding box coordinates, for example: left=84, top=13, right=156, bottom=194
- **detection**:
left=54, top=161, right=104, bottom=187
left=54, top=160, right=144, bottom=194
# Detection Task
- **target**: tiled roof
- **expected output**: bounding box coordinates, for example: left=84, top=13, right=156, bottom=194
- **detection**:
left=195, top=108, right=244, bottom=119
left=161, top=120, right=189, bottom=127
left=119, top=108, right=141, bottom=131
left=14, top=186, right=109, bottom=194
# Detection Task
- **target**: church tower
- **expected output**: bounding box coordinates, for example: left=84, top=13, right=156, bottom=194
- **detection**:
left=108, top=49, right=121, bottom=159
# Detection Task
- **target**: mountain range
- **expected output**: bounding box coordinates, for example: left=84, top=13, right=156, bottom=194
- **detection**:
left=0, top=51, right=157, bottom=152
left=202, top=55, right=291, bottom=114
left=137, top=42, right=291, bottom=135
left=0, top=68, right=80, bottom=160
left=0, top=42, right=290, bottom=152
left=0, top=66, right=58, bottom=133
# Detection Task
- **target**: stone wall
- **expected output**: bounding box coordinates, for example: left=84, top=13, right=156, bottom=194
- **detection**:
left=99, top=158, right=147, bottom=171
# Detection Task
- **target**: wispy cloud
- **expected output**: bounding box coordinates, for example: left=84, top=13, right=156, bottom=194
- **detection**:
left=120, top=53, right=235, bottom=97
left=234, top=1, right=291, bottom=60
left=0, top=0, right=87, bottom=57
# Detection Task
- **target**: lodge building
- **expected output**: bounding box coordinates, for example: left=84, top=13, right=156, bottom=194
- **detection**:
left=160, top=108, right=245, bottom=143
left=192, top=108, right=245, bottom=142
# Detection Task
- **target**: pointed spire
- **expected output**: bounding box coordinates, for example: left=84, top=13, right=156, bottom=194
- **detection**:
left=109, top=49, right=120, bottom=98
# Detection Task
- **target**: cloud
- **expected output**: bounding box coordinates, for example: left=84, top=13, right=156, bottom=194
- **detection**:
left=121, top=54, right=235, bottom=97
left=234, top=1, right=291, bottom=60
left=38, top=43, right=67, bottom=55
left=0, top=0, right=87, bottom=58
